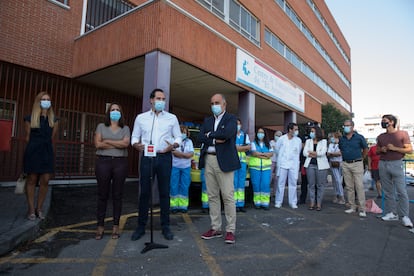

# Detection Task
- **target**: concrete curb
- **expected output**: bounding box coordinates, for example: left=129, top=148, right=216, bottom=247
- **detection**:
left=0, top=189, right=51, bottom=256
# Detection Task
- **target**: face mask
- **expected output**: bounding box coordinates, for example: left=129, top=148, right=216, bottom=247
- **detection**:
left=309, top=132, right=315, bottom=139
left=293, top=130, right=299, bottom=137
left=110, top=110, right=121, bottom=121
left=40, top=100, right=51, bottom=109
left=181, top=133, right=187, bottom=140
left=257, top=133, right=265, bottom=140
left=330, top=137, right=336, bottom=144
left=381, top=122, right=389, bottom=129
left=274, top=136, right=279, bottom=141
left=211, top=104, right=222, bottom=116
left=154, top=100, right=165, bottom=112
left=237, top=125, right=241, bottom=132
left=343, top=126, right=351, bottom=134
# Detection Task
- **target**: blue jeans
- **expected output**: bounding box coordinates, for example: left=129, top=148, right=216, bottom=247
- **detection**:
left=138, top=153, right=172, bottom=230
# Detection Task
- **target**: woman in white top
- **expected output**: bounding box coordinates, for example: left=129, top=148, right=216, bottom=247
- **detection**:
left=303, top=126, right=330, bottom=211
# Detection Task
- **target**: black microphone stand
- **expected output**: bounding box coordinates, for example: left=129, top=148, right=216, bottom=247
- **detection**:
left=141, top=155, right=168, bottom=254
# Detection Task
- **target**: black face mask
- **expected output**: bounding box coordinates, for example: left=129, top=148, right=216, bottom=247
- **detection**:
left=381, top=122, right=389, bottom=129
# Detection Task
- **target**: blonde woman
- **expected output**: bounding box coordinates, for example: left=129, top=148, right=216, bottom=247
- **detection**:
left=24, top=92, right=59, bottom=220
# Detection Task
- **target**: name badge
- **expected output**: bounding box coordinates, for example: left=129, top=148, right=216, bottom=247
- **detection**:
left=144, top=144, right=156, bottom=157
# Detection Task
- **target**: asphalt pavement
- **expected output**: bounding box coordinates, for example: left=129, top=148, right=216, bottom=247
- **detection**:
left=1, top=181, right=414, bottom=275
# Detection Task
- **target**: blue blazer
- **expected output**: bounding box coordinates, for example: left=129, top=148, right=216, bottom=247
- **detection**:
left=197, top=112, right=241, bottom=172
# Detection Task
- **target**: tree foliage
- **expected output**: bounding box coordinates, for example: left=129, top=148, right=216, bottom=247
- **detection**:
left=321, top=102, right=351, bottom=136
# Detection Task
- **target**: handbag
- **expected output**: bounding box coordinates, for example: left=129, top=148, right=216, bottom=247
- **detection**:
left=330, top=161, right=340, bottom=168
left=14, top=173, right=26, bottom=194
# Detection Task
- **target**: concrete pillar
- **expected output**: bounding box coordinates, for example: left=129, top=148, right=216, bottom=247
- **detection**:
left=238, top=91, right=255, bottom=139
left=284, top=111, right=297, bottom=131
left=142, top=51, right=171, bottom=112
left=142, top=51, right=172, bottom=204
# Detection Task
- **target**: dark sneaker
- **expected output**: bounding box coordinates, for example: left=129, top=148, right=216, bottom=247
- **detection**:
left=201, top=229, right=222, bottom=240
left=225, top=232, right=235, bottom=244
left=131, top=227, right=145, bottom=241
left=162, top=228, right=174, bottom=240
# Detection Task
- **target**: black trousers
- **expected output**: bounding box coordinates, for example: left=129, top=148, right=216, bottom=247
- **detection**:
left=95, top=156, right=128, bottom=226
left=138, top=153, right=172, bottom=230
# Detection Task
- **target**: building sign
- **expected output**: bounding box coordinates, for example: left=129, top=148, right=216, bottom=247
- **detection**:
left=236, top=49, right=305, bottom=113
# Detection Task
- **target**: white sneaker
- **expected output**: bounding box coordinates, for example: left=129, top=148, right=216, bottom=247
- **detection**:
left=381, top=212, right=398, bottom=221
left=290, top=204, right=298, bottom=209
left=344, top=208, right=356, bottom=214
left=359, top=211, right=367, bottom=217
left=274, top=204, right=281, bottom=208
left=402, top=216, right=413, bottom=228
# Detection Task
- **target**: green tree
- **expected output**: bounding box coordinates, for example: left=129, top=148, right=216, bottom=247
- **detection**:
left=321, top=102, right=351, bottom=136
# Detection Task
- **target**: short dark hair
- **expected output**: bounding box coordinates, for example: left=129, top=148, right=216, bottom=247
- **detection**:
left=150, top=88, right=164, bottom=99
left=382, top=114, right=397, bottom=128
left=287, top=122, right=297, bottom=131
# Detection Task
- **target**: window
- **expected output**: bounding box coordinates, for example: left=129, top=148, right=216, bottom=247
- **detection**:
left=264, top=28, right=350, bottom=111
left=229, top=0, right=259, bottom=45
left=198, top=0, right=260, bottom=46
left=198, top=0, right=225, bottom=19
left=48, top=0, right=69, bottom=7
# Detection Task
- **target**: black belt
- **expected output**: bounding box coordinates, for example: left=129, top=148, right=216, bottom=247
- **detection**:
left=207, top=152, right=216, bottom=155
left=344, top=158, right=362, bottom=163
left=97, top=155, right=126, bottom=159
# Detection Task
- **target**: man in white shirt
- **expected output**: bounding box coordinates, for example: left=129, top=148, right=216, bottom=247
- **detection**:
left=130, top=88, right=182, bottom=241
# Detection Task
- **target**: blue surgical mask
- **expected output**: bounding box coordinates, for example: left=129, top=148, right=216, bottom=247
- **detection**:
left=237, top=125, right=241, bottom=132
left=257, top=133, right=265, bottom=140
left=293, top=130, right=299, bottom=137
left=154, top=100, right=165, bottom=112
left=309, top=132, right=315, bottom=139
left=110, top=110, right=121, bottom=121
left=274, top=136, right=279, bottom=141
left=181, top=133, right=187, bottom=140
left=211, top=104, right=222, bottom=116
left=343, top=126, right=351, bottom=134
left=40, top=100, right=51, bottom=109
left=330, top=137, right=336, bottom=144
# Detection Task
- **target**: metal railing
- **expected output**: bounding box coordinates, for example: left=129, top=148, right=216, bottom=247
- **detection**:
left=84, top=0, right=136, bottom=32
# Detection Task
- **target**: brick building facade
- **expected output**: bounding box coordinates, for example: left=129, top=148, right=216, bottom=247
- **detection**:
left=0, top=0, right=351, bottom=181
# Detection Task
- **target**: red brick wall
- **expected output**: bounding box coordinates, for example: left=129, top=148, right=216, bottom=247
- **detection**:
left=0, top=0, right=83, bottom=77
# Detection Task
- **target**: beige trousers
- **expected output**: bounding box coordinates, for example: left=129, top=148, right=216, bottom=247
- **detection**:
left=342, top=161, right=366, bottom=212
left=205, top=154, right=236, bottom=233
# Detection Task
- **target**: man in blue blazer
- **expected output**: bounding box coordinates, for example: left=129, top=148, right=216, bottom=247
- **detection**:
left=198, top=93, right=240, bottom=244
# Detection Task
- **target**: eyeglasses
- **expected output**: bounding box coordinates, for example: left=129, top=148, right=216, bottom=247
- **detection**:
left=111, top=108, right=120, bottom=111
left=343, top=125, right=352, bottom=127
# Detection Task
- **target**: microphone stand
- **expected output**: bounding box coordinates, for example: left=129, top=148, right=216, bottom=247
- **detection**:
left=141, top=155, right=168, bottom=254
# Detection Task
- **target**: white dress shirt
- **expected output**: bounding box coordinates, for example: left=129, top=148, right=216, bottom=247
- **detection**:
left=131, top=110, right=182, bottom=152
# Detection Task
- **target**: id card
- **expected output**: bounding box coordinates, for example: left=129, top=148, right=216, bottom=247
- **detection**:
left=144, top=144, right=156, bottom=157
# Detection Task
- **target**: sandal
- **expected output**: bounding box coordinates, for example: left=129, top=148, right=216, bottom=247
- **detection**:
left=28, top=213, right=36, bottom=221
left=95, top=227, right=104, bottom=240
left=316, top=206, right=322, bottom=211
left=112, top=226, right=120, bottom=239
left=308, top=206, right=315, bottom=210
left=37, top=210, right=45, bottom=220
